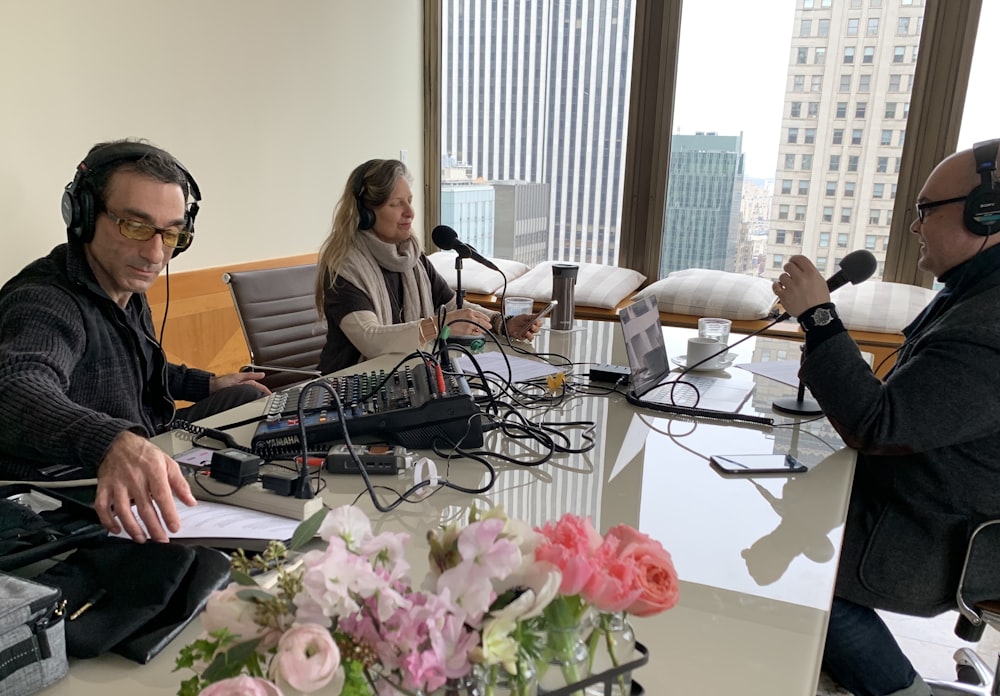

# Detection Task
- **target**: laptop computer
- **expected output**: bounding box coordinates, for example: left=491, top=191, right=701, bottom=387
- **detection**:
left=619, top=296, right=757, bottom=417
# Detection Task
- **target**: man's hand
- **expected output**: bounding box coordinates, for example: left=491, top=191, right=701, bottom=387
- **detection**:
left=772, top=255, right=832, bottom=318
left=94, top=431, right=196, bottom=543
left=505, top=314, right=543, bottom=341
left=210, top=371, right=271, bottom=396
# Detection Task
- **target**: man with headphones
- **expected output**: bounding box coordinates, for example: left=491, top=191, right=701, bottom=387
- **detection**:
left=0, top=139, right=269, bottom=544
left=773, top=141, right=1000, bottom=696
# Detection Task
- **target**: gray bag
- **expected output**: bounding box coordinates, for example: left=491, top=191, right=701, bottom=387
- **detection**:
left=0, top=573, right=67, bottom=696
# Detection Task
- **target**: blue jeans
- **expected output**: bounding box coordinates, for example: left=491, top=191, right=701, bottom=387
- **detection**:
left=823, top=597, right=927, bottom=696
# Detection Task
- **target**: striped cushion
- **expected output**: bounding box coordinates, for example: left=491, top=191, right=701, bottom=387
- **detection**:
left=505, top=262, right=647, bottom=309
left=832, top=280, right=936, bottom=333
left=632, top=269, right=777, bottom=320
left=427, top=251, right=530, bottom=294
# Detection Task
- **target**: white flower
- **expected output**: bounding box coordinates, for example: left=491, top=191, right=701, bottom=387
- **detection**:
left=492, top=561, right=562, bottom=621
left=317, top=505, right=373, bottom=549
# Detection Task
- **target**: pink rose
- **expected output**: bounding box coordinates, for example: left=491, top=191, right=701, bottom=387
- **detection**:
left=199, top=676, right=284, bottom=696
left=268, top=624, right=344, bottom=694
left=535, top=514, right=603, bottom=595
left=604, top=525, right=679, bottom=616
left=581, top=539, right=643, bottom=612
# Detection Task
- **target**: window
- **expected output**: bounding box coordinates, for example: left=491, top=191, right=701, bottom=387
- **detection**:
left=844, top=181, right=855, bottom=197
left=790, top=101, right=802, bottom=117
left=822, top=206, right=834, bottom=223
left=801, top=154, right=812, bottom=170
left=775, top=230, right=786, bottom=244
left=877, top=156, right=889, bottom=173
left=880, top=129, right=893, bottom=145
left=848, top=155, right=859, bottom=172
left=817, top=257, right=829, bottom=272
left=772, top=254, right=784, bottom=269
left=895, top=156, right=902, bottom=173
left=855, top=102, right=867, bottom=118
left=843, top=46, right=855, bottom=64
left=818, top=19, right=830, bottom=37
left=839, top=74, right=851, bottom=91
left=911, top=45, right=919, bottom=63
left=825, top=181, right=837, bottom=196
left=847, top=18, right=859, bottom=36
left=882, top=237, right=891, bottom=251
left=885, top=102, right=897, bottom=118
left=785, top=153, right=796, bottom=169
left=863, top=46, right=875, bottom=64
left=797, top=47, right=808, bottom=64
left=829, top=154, right=841, bottom=171
left=833, top=128, right=844, bottom=145
left=893, top=46, right=905, bottom=63
left=841, top=207, right=853, bottom=223
left=819, top=232, right=830, bottom=247
left=814, top=47, right=826, bottom=64
left=865, top=234, right=877, bottom=250
left=793, top=75, right=805, bottom=92
left=795, top=205, right=806, bottom=221
left=898, top=16, right=911, bottom=35
left=889, top=74, right=902, bottom=92
left=890, top=184, right=897, bottom=200
left=902, top=101, right=910, bottom=118
left=781, top=179, right=792, bottom=194
left=804, top=0, right=814, bottom=7
left=798, top=180, right=809, bottom=195
left=851, top=128, right=863, bottom=145
left=850, top=0, right=862, bottom=7
left=805, top=128, right=816, bottom=144
left=836, top=102, right=847, bottom=118
left=787, top=127, right=799, bottom=144
left=799, top=19, right=812, bottom=37
left=898, top=129, right=906, bottom=147
left=778, top=204, right=789, bottom=220
left=873, top=182, right=885, bottom=198
left=887, top=209, right=894, bottom=225
left=808, top=101, right=820, bottom=117
left=793, top=230, right=803, bottom=245
left=867, top=18, right=879, bottom=36
left=837, top=233, right=849, bottom=248
left=811, top=75, right=823, bottom=92
left=869, top=209, right=880, bottom=225
left=858, top=74, right=871, bottom=92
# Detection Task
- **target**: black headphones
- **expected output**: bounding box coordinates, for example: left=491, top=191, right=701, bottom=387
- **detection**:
left=964, top=139, right=1000, bottom=236
left=61, top=142, right=202, bottom=254
left=352, top=159, right=378, bottom=231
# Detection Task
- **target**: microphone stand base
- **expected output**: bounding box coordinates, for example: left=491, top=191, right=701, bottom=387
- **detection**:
left=772, top=396, right=823, bottom=416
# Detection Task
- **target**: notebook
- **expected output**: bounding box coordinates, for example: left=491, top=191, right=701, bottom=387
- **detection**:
left=619, top=296, right=756, bottom=415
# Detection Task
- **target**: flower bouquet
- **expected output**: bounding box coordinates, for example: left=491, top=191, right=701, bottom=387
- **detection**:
left=174, top=505, right=678, bottom=696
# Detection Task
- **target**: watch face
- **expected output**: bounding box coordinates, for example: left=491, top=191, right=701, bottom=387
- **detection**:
left=813, top=307, right=833, bottom=327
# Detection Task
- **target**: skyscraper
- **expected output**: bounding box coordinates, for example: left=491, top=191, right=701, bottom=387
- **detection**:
left=440, top=0, right=636, bottom=266
left=768, top=0, right=922, bottom=280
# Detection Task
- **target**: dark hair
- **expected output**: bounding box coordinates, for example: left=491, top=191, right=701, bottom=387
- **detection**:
left=82, top=139, right=191, bottom=212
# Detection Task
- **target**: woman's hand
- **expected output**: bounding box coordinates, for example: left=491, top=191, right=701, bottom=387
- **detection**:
left=505, top=314, right=543, bottom=341
left=444, top=308, right=492, bottom=337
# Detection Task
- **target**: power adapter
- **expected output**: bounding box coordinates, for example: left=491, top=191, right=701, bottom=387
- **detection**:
left=210, top=448, right=261, bottom=487
left=589, top=363, right=631, bottom=384
left=261, top=471, right=305, bottom=497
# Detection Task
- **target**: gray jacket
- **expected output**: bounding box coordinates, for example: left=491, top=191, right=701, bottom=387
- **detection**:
left=801, top=259, right=1000, bottom=616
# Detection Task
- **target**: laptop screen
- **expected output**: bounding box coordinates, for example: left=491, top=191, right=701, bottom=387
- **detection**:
left=619, top=296, right=672, bottom=397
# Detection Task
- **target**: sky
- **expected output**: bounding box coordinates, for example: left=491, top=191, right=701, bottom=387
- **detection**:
left=671, top=0, right=997, bottom=181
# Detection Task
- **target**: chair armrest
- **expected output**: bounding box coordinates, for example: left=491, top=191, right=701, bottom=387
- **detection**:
left=955, top=517, right=1000, bottom=627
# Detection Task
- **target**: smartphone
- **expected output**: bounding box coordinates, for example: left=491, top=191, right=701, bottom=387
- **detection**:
left=709, top=453, right=807, bottom=476
left=515, top=300, right=558, bottom=338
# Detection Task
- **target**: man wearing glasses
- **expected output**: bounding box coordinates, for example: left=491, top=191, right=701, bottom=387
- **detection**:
left=773, top=140, right=1000, bottom=696
left=0, top=140, right=269, bottom=544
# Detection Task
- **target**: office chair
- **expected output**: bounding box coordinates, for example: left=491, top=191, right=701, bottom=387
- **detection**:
left=926, top=518, right=1000, bottom=696
left=223, top=264, right=326, bottom=390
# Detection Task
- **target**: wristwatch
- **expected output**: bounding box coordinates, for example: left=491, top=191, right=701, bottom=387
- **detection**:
left=799, top=303, right=838, bottom=332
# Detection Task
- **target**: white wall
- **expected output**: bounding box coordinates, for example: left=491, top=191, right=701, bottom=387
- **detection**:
left=0, top=0, right=424, bottom=281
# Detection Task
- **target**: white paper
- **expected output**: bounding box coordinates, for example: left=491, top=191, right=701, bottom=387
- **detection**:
left=113, top=498, right=300, bottom=542
left=455, top=353, right=566, bottom=382
left=736, top=359, right=803, bottom=388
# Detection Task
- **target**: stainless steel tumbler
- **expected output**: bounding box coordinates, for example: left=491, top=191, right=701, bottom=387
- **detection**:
left=550, top=264, right=578, bottom=331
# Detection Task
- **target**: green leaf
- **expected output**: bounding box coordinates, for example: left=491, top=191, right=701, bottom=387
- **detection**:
left=291, top=507, right=328, bottom=550
left=236, top=588, right=274, bottom=603
left=201, top=638, right=263, bottom=682
left=230, top=569, right=257, bottom=586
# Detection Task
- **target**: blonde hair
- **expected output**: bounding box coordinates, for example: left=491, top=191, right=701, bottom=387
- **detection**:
left=315, top=159, right=414, bottom=312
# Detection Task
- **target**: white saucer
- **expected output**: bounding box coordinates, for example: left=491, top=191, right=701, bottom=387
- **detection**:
left=671, top=353, right=736, bottom=372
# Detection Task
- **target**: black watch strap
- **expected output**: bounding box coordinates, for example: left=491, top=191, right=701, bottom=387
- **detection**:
left=799, top=303, right=838, bottom=332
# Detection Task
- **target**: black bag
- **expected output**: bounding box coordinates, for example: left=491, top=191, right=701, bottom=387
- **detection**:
left=34, top=537, right=231, bottom=664
left=0, top=573, right=67, bottom=696
left=0, top=485, right=107, bottom=571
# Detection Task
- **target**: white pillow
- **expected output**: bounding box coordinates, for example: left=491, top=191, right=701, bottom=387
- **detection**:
left=832, top=280, right=936, bottom=333
left=427, top=251, right=530, bottom=295
left=504, top=261, right=647, bottom=309
left=632, top=269, right=777, bottom=320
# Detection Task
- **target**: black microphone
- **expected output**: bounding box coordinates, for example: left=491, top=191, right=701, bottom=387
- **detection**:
left=776, top=249, right=877, bottom=321
left=431, top=225, right=501, bottom=272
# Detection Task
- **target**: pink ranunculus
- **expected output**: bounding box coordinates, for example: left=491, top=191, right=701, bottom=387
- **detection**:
left=534, top=514, right=603, bottom=595
left=604, top=524, right=680, bottom=616
left=268, top=624, right=344, bottom=694
left=199, top=675, right=285, bottom=696
left=581, top=538, right=643, bottom=613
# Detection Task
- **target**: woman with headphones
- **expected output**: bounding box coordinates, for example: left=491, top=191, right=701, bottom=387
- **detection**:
left=315, top=159, right=540, bottom=373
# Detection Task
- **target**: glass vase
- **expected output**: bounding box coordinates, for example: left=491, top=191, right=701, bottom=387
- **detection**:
left=425, top=674, right=484, bottom=696
left=475, top=661, right=539, bottom=696
left=584, top=611, right=635, bottom=696
left=537, top=622, right=591, bottom=695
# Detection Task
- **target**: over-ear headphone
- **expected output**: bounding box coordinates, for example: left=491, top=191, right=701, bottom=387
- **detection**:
left=964, top=139, right=1000, bottom=236
left=61, top=142, right=202, bottom=254
left=352, top=159, right=378, bottom=231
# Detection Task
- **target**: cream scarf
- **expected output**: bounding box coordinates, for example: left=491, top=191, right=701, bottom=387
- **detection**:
left=338, top=231, right=434, bottom=325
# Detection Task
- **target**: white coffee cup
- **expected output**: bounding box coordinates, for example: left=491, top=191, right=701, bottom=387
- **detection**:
left=686, top=337, right=726, bottom=370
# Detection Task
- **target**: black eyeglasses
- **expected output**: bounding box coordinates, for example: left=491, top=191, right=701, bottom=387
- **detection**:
left=104, top=211, right=192, bottom=249
left=915, top=196, right=967, bottom=223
